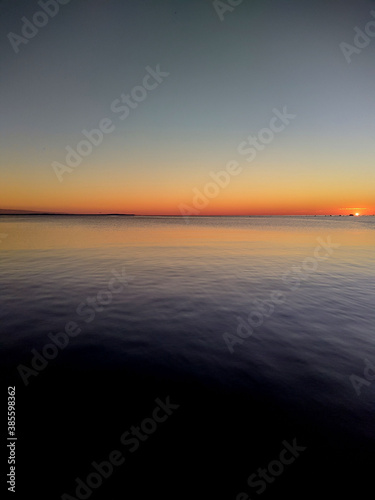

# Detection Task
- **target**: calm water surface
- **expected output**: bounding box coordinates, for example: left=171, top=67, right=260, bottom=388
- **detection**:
left=1, top=217, right=374, bottom=407
left=0, top=216, right=374, bottom=496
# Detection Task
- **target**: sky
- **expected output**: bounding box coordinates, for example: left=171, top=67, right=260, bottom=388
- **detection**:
left=1, top=0, right=374, bottom=215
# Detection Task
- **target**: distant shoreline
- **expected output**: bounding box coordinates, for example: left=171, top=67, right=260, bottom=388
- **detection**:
left=0, top=212, right=135, bottom=216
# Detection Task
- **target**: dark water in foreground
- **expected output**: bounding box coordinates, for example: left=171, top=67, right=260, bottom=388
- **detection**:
left=1, top=216, right=374, bottom=499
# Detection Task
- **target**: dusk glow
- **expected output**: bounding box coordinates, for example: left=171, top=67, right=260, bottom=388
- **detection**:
left=1, top=0, right=374, bottom=216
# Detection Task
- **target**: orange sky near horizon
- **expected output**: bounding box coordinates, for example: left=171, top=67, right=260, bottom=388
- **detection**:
left=2, top=179, right=373, bottom=216
left=2, top=161, right=374, bottom=216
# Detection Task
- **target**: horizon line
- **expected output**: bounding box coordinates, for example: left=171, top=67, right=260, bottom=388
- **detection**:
left=0, top=211, right=371, bottom=217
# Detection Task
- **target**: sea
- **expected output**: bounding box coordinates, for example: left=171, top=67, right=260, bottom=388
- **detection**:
left=0, top=215, right=374, bottom=499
